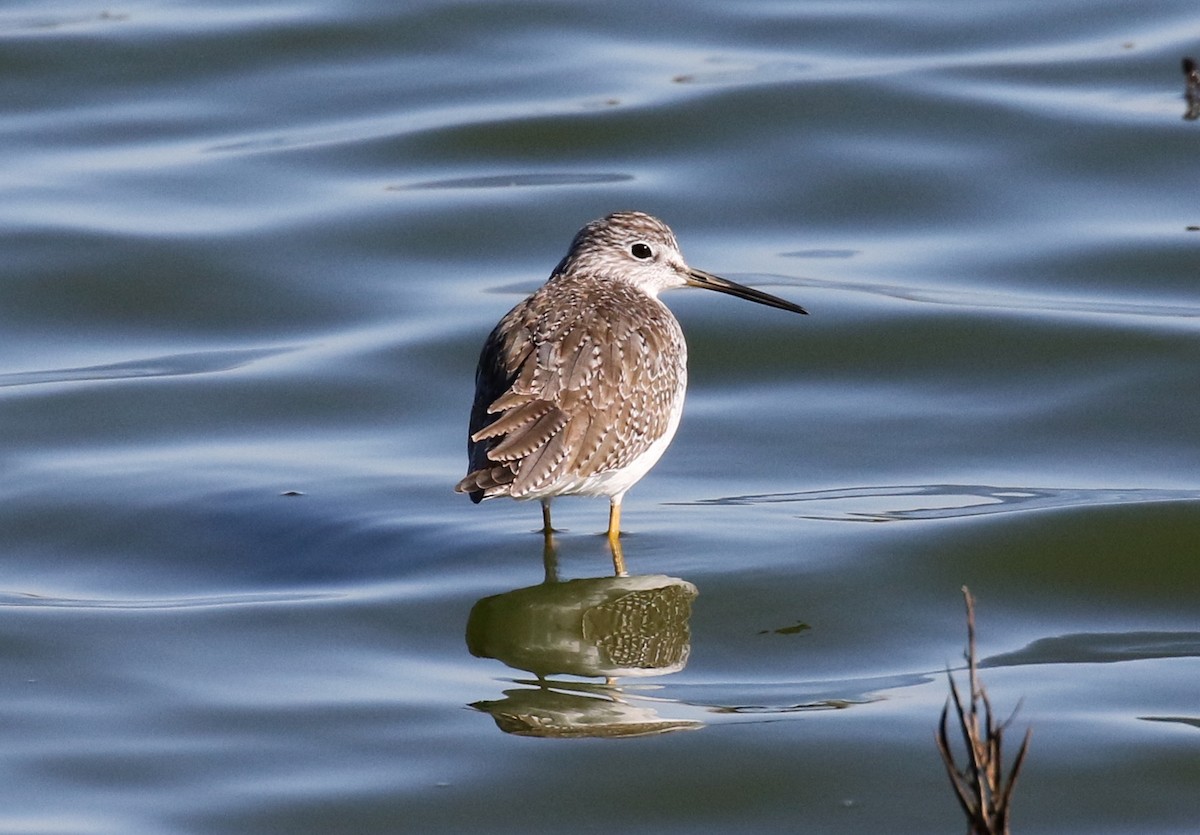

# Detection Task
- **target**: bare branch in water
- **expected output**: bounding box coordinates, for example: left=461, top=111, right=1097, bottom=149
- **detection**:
left=937, top=586, right=1032, bottom=835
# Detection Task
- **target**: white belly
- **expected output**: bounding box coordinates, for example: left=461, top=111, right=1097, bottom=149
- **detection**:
left=518, top=370, right=687, bottom=505
left=570, top=399, right=685, bottom=502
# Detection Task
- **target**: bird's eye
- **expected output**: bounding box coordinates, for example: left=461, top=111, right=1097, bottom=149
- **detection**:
left=630, top=242, right=653, bottom=260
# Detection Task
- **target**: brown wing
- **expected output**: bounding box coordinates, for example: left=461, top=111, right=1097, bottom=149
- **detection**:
left=454, top=276, right=685, bottom=502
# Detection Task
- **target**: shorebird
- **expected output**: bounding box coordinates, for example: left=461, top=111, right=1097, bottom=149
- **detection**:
left=455, top=211, right=806, bottom=568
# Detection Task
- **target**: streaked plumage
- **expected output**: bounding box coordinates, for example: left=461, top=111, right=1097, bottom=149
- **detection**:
left=455, top=211, right=806, bottom=552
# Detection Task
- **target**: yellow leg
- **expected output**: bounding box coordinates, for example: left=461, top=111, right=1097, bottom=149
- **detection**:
left=541, top=501, right=553, bottom=535
left=607, top=502, right=621, bottom=541
left=607, top=502, right=627, bottom=577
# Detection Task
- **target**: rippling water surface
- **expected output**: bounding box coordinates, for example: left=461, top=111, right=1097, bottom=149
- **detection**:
left=3, top=1, right=1198, bottom=832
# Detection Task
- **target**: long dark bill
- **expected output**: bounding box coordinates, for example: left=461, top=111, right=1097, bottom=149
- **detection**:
left=685, top=268, right=807, bottom=315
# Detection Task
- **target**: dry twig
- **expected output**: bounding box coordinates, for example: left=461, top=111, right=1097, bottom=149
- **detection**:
left=937, top=586, right=1031, bottom=835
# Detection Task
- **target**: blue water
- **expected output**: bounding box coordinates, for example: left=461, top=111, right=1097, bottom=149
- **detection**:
left=2, top=1, right=1198, bottom=832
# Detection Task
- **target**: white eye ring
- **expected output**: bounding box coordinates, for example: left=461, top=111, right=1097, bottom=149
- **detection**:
left=630, top=242, right=653, bottom=260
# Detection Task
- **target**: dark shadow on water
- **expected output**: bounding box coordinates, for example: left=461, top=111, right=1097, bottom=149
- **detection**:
left=1140, top=716, right=1200, bottom=732
left=982, top=630, right=1200, bottom=667
left=1183, top=57, right=1199, bottom=121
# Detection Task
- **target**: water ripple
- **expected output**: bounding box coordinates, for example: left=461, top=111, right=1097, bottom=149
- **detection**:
left=0, top=346, right=294, bottom=389
left=0, top=590, right=338, bottom=610
left=388, top=172, right=633, bottom=191
left=778, top=273, right=1200, bottom=319
left=688, top=484, right=1200, bottom=522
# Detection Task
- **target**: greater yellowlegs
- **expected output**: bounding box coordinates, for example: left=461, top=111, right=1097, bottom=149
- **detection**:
left=455, top=211, right=806, bottom=558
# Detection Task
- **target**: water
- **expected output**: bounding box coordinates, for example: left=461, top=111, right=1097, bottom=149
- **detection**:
left=2, top=1, right=1198, bottom=832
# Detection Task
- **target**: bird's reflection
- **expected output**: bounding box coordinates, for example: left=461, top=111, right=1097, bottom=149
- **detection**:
left=466, top=534, right=702, bottom=738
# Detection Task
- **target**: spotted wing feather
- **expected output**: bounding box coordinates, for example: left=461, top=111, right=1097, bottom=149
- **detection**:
left=454, top=275, right=685, bottom=503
